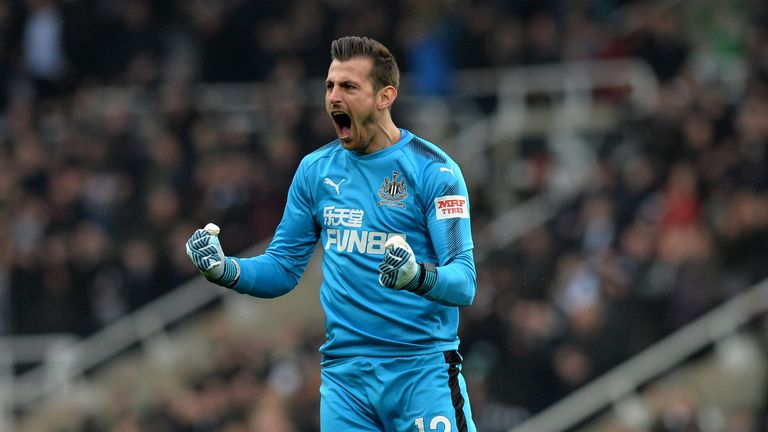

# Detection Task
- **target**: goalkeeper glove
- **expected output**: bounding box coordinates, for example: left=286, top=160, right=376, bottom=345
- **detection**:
left=378, top=235, right=436, bottom=295
left=185, top=225, right=240, bottom=287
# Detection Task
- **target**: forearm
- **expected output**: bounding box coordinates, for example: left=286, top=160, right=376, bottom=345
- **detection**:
left=422, top=251, right=476, bottom=307
left=230, top=254, right=300, bottom=298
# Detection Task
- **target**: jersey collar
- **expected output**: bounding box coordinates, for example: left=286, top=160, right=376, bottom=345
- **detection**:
left=346, top=129, right=413, bottom=161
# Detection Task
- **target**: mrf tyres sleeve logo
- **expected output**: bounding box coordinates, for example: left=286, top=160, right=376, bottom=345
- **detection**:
left=435, top=195, right=469, bottom=220
left=323, top=206, right=404, bottom=254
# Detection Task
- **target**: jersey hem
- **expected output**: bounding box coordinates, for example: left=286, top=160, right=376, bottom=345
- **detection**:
left=319, top=342, right=460, bottom=359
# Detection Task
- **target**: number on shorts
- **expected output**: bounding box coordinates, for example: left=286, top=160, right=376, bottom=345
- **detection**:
left=415, top=416, right=451, bottom=432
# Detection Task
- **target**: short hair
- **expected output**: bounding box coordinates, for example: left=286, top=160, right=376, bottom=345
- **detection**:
left=330, top=36, right=400, bottom=91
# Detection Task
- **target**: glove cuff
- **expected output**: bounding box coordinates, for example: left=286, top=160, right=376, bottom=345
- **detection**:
left=207, top=258, right=241, bottom=288
left=402, top=263, right=437, bottom=295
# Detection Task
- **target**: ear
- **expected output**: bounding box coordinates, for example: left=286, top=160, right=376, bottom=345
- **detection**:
left=376, top=86, right=398, bottom=110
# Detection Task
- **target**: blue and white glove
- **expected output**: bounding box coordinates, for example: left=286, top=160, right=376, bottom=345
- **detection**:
left=185, top=224, right=240, bottom=288
left=378, top=235, right=436, bottom=295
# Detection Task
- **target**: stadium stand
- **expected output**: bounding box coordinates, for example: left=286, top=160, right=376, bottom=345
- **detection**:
left=2, top=0, right=768, bottom=431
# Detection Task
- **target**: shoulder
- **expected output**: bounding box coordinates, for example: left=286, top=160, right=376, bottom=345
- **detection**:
left=299, top=139, right=344, bottom=171
left=402, top=133, right=454, bottom=166
left=400, top=133, right=467, bottom=195
left=398, top=133, right=459, bottom=180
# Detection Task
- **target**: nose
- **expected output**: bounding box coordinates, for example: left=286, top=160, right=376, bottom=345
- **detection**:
left=327, top=85, right=341, bottom=103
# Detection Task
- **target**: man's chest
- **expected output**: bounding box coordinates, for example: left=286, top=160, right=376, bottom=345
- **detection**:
left=316, top=167, right=421, bottom=228
left=313, top=164, right=425, bottom=255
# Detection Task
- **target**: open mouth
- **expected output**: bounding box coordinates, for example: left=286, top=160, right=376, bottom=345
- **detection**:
left=331, top=112, right=352, bottom=139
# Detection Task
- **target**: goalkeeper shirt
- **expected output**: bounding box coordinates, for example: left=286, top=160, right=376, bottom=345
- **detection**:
left=232, top=129, right=476, bottom=357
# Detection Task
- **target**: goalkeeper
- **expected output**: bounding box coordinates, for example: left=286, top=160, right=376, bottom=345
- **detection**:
left=186, top=36, right=477, bottom=431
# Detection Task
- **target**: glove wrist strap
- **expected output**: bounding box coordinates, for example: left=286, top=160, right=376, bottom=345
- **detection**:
left=225, top=259, right=241, bottom=288
left=212, top=258, right=240, bottom=288
left=403, top=263, right=437, bottom=295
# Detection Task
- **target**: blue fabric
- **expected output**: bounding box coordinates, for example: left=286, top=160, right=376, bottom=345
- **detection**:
left=232, top=129, right=477, bottom=357
left=320, top=352, right=476, bottom=431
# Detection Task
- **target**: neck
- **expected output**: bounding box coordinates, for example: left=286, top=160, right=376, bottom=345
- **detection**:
left=362, top=118, right=400, bottom=154
left=377, top=121, right=401, bottom=147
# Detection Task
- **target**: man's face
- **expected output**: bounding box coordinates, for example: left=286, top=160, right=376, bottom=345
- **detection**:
left=326, top=57, right=380, bottom=154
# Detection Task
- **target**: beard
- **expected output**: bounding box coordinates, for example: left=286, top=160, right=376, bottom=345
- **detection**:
left=346, top=109, right=378, bottom=154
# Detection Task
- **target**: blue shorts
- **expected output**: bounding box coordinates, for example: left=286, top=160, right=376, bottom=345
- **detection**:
left=320, top=350, right=476, bottom=432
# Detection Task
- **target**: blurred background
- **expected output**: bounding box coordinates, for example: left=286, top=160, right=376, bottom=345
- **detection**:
left=1, top=0, right=768, bottom=431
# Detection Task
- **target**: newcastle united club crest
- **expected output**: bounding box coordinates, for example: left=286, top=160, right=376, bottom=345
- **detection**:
left=378, top=171, right=408, bottom=208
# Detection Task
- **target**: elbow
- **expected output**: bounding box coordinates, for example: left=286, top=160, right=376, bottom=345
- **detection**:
left=258, top=275, right=300, bottom=298
left=429, top=255, right=476, bottom=306
left=260, top=287, right=292, bottom=298
left=451, top=274, right=476, bottom=307
left=456, top=253, right=476, bottom=307
left=461, top=268, right=477, bottom=306
left=439, top=286, right=474, bottom=307
left=454, top=269, right=477, bottom=307
left=465, top=292, right=476, bottom=307
left=234, top=282, right=296, bottom=298
left=459, top=283, right=476, bottom=307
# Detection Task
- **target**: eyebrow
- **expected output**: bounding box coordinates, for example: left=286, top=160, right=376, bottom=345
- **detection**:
left=326, top=79, right=358, bottom=87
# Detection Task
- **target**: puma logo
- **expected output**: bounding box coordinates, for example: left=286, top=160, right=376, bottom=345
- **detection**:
left=439, top=166, right=455, bottom=177
left=324, top=177, right=346, bottom=195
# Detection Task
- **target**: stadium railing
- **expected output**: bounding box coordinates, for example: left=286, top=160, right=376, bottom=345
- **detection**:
left=0, top=333, right=78, bottom=429
left=3, top=58, right=659, bottom=426
left=510, top=277, right=768, bottom=432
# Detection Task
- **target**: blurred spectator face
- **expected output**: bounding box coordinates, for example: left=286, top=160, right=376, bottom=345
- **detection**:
left=736, top=95, right=768, bottom=141
left=69, top=221, right=111, bottom=269
left=490, top=18, right=523, bottom=65
left=683, top=112, right=714, bottom=151
left=511, top=299, right=560, bottom=346
left=122, top=239, right=156, bottom=276
left=622, top=155, right=656, bottom=196
left=529, top=12, right=559, bottom=51
left=15, top=133, right=48, bottom=176
left=656, top=223, right=713, bottom=265
left=568, top=302, right=604, bottom=337
left=519, top=226, right=552, bottom=259
left=715, top=190, right=768, bottom=238
left=265, top=135, right=299, bottom=172
left=48, top=165, right=82, bottom=209
left=553, top=344, right=591, bottom=388
left=620, top=220, right=656, bottom=263
left=146, top=185, right=180, bottom=226
left=191, top=116, right=220, bottom=155
left=148, top=131, right=182, bottom=169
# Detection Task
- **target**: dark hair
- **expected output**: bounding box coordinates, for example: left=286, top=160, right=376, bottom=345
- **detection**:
left=330, top=36, right=400, bottom=91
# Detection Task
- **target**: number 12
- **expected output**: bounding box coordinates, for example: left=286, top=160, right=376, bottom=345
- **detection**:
left=415, top=416, right=451, bottom=432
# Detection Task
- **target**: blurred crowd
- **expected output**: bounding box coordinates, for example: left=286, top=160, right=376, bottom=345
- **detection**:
left=4, top=0, right=768, bottom=431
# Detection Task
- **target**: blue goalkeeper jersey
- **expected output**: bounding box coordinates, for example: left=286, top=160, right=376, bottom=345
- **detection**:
left=232, top=129, right=476, bottom=357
